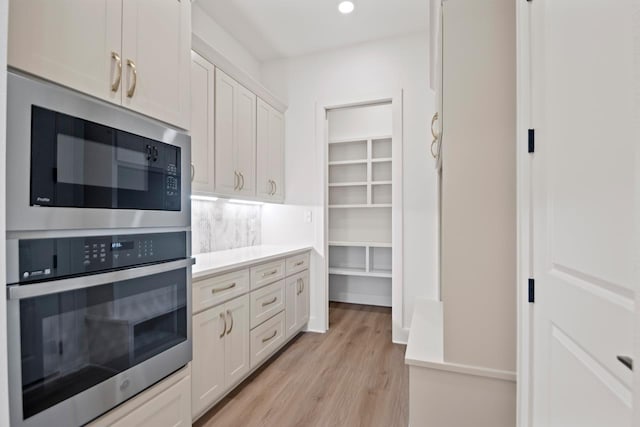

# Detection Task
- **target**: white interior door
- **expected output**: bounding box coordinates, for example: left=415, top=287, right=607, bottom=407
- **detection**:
left=530, top=1, right=637, bottom=426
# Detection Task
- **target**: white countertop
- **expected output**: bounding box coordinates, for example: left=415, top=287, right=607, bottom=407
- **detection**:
left=192, top=244, right=313, bottom=280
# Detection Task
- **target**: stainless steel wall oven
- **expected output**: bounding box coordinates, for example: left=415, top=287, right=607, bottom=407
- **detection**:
left=6, top=71, right=193, bottom=427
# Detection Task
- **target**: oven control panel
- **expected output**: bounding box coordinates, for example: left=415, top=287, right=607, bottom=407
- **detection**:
left=14, top=232, right=187, bottom=284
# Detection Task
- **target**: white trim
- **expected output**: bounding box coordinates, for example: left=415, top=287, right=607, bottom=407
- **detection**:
left=191, top=34, right=288, bottom=113
left=317, top=91, right=405, bottom=341
left=516, top=0, right=533, bottom=426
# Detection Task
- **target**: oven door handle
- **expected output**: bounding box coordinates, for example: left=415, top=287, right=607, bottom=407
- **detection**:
left=7, top=258, right=196, bottom=300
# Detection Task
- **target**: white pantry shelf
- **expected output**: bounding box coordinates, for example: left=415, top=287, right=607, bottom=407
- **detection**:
left=329, top=204, right=392, bottom=209
left=328, top=159, right=368, bottom=166
left=328, top=182, right=367, bottom=188
left=329, top=268, right=392, bottom=279
left=329, top=241, right=392, bottom=248
left=371, top=157, right=392, bottom=163
left=329, top=135, right=392, bottom=145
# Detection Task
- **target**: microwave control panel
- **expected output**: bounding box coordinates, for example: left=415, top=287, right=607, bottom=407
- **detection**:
left=13, top=231, right=188, bottom=285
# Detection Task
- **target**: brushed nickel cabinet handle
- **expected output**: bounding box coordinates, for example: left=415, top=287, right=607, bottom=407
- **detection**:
left=111, top=51, right=122, bottom=92
left=211, top=282, right=236, bottom=294
left=267, top=180, right=273, bottom=195
left=431, top=112, right=439, bottom=139
left=226, top=310, right=234, bottom=335
left=234, top=171, right=239, bottom=190
left=219, top=312, right=226, bottom=339
left=263, top=269, right=278, bottom=278
left=300, top=278, right=304, bottom=293
left=262, top=297, right=278, bottom=307
left=262, top=330, right=277, bottom=343
left=126, top=59, right=137, bottom=98
left=272, top=180, right=277, bottom=196
left=296, top=278, right=302, bottom=295
left=239, top=172, right=245, bottom=190
left=190, top=163, right=195, bottom=182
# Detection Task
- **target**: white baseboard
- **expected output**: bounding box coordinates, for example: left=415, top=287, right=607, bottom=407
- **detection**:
left=329, top=292, right=392, bottom=307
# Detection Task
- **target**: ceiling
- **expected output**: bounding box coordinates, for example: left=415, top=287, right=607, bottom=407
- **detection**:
left=195, top=0, right=429, bottom=61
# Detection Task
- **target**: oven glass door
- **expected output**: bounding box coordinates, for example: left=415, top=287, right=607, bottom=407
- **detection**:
left=30, top=105, right=181, bottom=211
left=18, top=267, right=187, bottom=420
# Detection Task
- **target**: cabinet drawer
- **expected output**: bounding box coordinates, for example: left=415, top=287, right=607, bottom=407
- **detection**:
left=193, top=269, right=250, bottom=314
left=250, top=311, right=285, bottom=369
left=250, top=280, right=285, bottom=329
left=286, top=252, right=310, bottom=276
left=250, top=259, right=285, bottom=290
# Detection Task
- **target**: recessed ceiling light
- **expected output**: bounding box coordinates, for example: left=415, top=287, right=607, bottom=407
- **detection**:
left=338, top=1, right=355, bottom=14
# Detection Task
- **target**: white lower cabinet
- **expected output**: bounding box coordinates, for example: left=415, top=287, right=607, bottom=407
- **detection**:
left=191, top=294, right=250, bottom=419
left=285, top=270, right=310, bottom=339
left=191, top=251, right=311, bottom=422
left=89, top=366, right=191, bottom=427
left=250, top=311, right=285, bottom=369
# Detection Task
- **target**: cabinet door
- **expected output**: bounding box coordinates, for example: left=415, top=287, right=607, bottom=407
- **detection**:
left=234, top=84, right=257, bottom=197
left=215, top=69, right=239, bottom=196
left=296, top=270, right=310, bottom=327
left=190, top=52, right=215, bottom=195
left=110, top=370, right=191, bottom=427
left=122, top=0, right=191, bottom=129
left=257, top=99, right=285, bottom=202
left=8, top=0, right=122, bottom=104
left=285, top=274, right=300, bottom=339
left=224, top=295, right=250, bottom=387
left=192, top=305, right=227, bottom=418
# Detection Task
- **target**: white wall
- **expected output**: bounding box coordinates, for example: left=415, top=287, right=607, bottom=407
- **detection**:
left=261, top=33, right=436, bottom=336
left=191, top=4, right=262, bottom=82
left=0, top=0, right=8, bottom=424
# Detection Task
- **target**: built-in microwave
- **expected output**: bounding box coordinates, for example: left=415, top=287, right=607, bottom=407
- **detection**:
left=6, top=71, right=191, bottom=232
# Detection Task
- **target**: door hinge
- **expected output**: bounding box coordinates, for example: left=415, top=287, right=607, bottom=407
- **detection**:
left=528, top=129, right=535, bottom=153
left=528, top=278, right=535, bottom=303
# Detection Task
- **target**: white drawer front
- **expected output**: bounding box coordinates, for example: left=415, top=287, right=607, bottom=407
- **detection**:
left=250, top=311, right=285, bottom=369
left=193, top=269, right=250, bottom=314
left=250, top=279, right=285, bottom=329
left=286, top=252, right=310, bottom=276
left=250, top=259, right=286, bottom=290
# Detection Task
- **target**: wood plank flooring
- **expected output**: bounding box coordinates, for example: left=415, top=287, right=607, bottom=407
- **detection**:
left=194, top=302, right=408, bottom=427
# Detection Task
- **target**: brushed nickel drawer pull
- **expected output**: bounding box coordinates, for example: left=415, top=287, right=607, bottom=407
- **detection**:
left=263, top=269, right=278, bottom=278
left=111, top=51, right=122, bottom=92
left=212, top=282, right=236, bottom=294
left=126, top=59, right=137, bottom=98
left=262, top=330, right=277, bottom=343
left=226, top=310, right=234, bottom=335
left=294, top=261, right=304, bottom=267
left=219, top=312, right=226, bottom=338
left=262, top=297, right=278, bottom=307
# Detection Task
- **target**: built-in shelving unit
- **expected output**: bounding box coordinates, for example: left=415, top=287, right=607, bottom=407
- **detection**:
left=328, top=134, right=393, bottom=307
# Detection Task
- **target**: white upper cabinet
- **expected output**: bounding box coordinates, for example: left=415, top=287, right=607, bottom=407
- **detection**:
left=215, top=69, right=257, bottom=198
left=234, top=84, right=257, bottom=197
left=122, top=0, right=191, bottom=129
left=8, top=0, right=123, bottom=104
left=8, top=0, right=191, bottom=130
left=257, top=98, right=285, bottom=202
left=190, top=52, right=216, bottom=195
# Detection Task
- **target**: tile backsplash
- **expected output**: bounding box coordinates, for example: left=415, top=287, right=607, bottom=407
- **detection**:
left=191, top=199, right=262, bottom=255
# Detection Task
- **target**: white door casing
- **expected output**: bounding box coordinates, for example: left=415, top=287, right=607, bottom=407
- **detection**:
left=528, top=1, right=637, bottom=426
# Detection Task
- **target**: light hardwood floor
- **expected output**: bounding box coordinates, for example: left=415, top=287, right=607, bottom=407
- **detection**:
left=194, top=302, right=408, bottom=427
